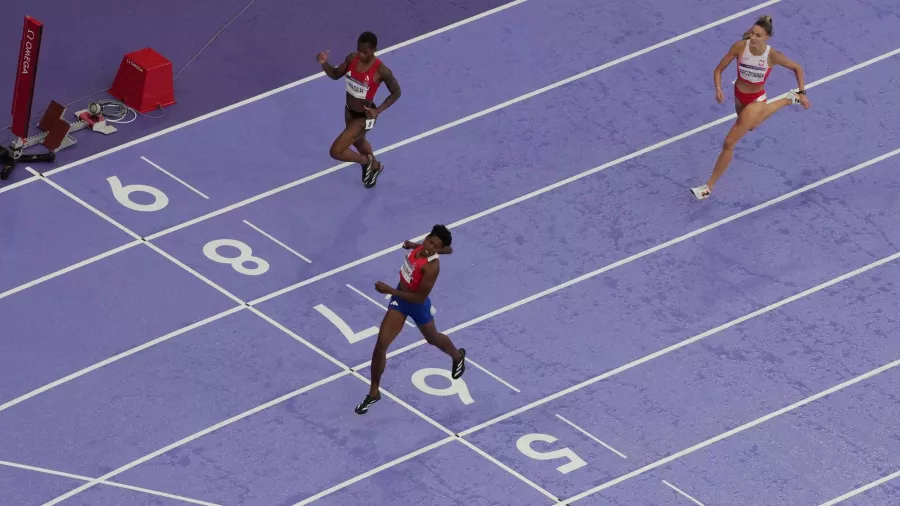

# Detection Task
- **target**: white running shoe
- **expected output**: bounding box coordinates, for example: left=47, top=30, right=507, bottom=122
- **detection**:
left=786, top=90, right=801, bottom=104
left=690, top=184, right=711, bottom=200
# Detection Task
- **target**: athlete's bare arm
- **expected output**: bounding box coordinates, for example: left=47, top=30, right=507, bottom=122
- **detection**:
left=375, top=261, right=439, bottom=305
left=374, top=64, right=401, bottom=113
left=317, top=52, right=355, bottom=80
left=770, top=49, right=807, bottom=93
left=403, top=240, right=452, bottom=254
left=713, top=41, right=744, bottom=103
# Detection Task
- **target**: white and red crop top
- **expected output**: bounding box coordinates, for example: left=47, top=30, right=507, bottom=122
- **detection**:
left=345, top=55, right=382, bottom=102
left=736, top=40, right=773, bottom=86
left=399, top=246, right=438, bottom=292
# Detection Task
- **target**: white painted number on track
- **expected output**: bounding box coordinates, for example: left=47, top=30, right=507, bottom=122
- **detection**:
left=202, top=239, right=270, bottom=276
left=313, top=304, right=379, bottom=344
left=411, top=367, right=474, bottom=405
left=516, top=433, right=587, bottom=474
left=107, top=176, right=169, bottom=212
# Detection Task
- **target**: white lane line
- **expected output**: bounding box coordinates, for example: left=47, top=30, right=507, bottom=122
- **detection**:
left=345, top=283, right=520, bottom=392
left=461, top=249, right=900, bottom=437
left=259, top=296, right=540, bottom=501
left=346, top=283, right=400, bottom=321
left=0, top=459, right=220, bottom=505
left=144, top=0, right=782, bottom=243
left=40, top=0, right=530, bottom=180
left=141, top=156, right=209, bottom=199
left=468, top=360, right=522, bottom=393
left=247, top=46, right=900, bottom=307
left=348, top=145, right=900, bottom=375
left=26, top=167, right=140, bottom=241
left=555, top=414, right=627, bottom=459
left=142, top=241, right=245, bottom=306
left=294, top=437, right=455, bottom=505
left=243, top=220, right=312, bottom=263
left=344, top=375, right=558, bottom=503
left=11, top=139, right=898, bottom=431
left=562, top=352, right=900, bottom=503
left=302, top=248, right=900, bottom=505
left=251, top=307, right=353, bottom=372
left=8, top=46, right=895, bottom=310
left=0, top=240, right=142, bottom=301
left=0, top=305, right=244, bottom=414
left=40, top=371, right=350, bottom=506
left=818, top=469, right=900, bottom=505
left=0, top=173, right=39, bottom=193
left=662, top=480, right=707, bottom=506
left=374, top=0, right=529, bottom=57
left=32, top=147, right=900, bottom=504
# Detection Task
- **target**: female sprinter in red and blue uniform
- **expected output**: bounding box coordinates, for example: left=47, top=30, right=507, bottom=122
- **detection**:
left=355, top=225, right=466, bottom=414
left=317, top=31, right=401, bottom=188
left=691, top=16, right=811, bottom=200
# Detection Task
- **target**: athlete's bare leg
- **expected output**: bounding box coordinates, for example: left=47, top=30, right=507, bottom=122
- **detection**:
left=418, top=321, right=466, bottom=379
left=705, top=96, right=795, bottom=189
left=750, top=97, right=794, bottom=130
left=353, top=136, right=373, bottom=160
left=418, top=321, right=462, bottom=360
left=330, top=108, right=382, bottom=169
left=355, top=308, right=411, bottom=414
left=329, top=121, right=369, bottom=165
left=704, top=99, right=776, bottom=190
left=352, top=135, right=381, bottom=184
left=366, top=309, right=407, bottom=397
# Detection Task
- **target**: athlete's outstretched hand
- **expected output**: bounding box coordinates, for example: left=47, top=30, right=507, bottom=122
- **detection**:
left=375, top=281, right=393, bottom=294
left=715, top=87, right=725, bottom=104
left=316, top=50, right=330, bottom=64
left=798, top=94, right=811, bottom=109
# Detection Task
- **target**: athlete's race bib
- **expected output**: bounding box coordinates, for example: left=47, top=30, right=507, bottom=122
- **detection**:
left=738, top=64, right=767, bottom=83
left=345, top=76, right=369, bottom=100
left=365, top=117, right=376, bottom=130
left=400, top=256, right=414, bottom=284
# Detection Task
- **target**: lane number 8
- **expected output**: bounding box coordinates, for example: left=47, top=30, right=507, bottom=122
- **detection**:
left=202, top=239, right=269, bottom=276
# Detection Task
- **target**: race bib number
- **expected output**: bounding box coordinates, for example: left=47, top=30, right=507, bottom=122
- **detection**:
left=400, top=256, right=414, bottom=284
left=365, top=117, right=376, bottom=130
left=345, top=76, right=368, bottom=100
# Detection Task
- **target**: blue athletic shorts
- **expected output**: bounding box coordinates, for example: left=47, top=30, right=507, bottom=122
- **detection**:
left=389, top=290, right=434, bottom=326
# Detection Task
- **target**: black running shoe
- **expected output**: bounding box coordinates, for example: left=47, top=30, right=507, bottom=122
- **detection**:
left=354, top=393, right=381, bottom=414
left=361, top=155, right=374, bottom=184
left=451, top=348, right=466, bottom=379
left=364, top=163, right=383, bottom=188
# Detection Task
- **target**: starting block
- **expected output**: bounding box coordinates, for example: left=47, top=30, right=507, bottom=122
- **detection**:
left=1, top=100, right=117, bottom=180
left=2, top=15, right=120, bottom=181
left=29, top=99, right=118, bottom=152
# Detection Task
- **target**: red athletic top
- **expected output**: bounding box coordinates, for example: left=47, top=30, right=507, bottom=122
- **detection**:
left=345, top=55, right=382, bottom=103
left=399, top=246, right=438, bottom=292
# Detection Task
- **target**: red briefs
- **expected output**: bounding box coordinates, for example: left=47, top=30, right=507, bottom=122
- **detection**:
left=734, top=83, right=767, bottom=106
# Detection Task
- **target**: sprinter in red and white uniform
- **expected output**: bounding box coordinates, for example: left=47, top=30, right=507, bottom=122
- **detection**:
left=317, top=32, right=401, bottom=188
left=691, top=16, right=811, bottom=200
left=355, top=225, right=466, bottom=415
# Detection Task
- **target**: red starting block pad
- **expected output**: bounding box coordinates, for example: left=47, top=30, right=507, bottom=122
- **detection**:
left=108, top=48, right=176, bottom=113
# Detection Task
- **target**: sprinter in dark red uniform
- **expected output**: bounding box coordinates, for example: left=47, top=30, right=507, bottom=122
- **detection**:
left=317, top=32, right=401, bottom=188
left=355, top=225, right=466, bottom=414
